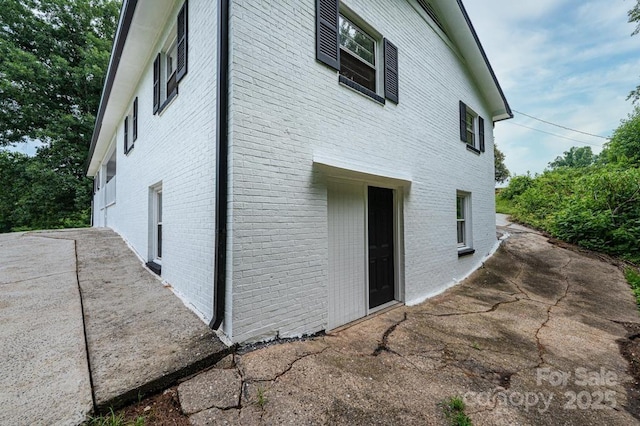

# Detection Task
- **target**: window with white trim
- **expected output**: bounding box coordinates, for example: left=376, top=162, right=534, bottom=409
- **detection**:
left=316, top=0, right=399, bottom=104
left=459, top=101, right=485, bottom=154
left=124, top=97, right=138, bottom=154
left=456, top=192, right=474, bottom=256
left=153, top=1, right=188, bottom=114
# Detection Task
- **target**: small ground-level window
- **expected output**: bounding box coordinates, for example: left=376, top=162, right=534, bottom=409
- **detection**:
left=456, top=195, right=466, bottom=247
left=156, top=190, right=163, bottom=260
left=457, top=192, right=474, bottom=256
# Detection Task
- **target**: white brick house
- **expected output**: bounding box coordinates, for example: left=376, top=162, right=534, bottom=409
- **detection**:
left=87, top=0, right=512, bottom=343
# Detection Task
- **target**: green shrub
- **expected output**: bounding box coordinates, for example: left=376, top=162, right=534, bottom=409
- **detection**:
left=503, top=165, right=640, bottom=263
left=499, top=174, right=534, bottom=200
left=625, top=268, right=640, bottom=307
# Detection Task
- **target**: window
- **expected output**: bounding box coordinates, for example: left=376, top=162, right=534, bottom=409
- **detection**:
left=124, top=98, right=137, bottom=154
left=459, top=101, right=485, bottom=153
left=123, top=116, right=130, bottom=153
left=456, top=192, right=474, bottom=256
left=132, top=97, right=138, bottom=141
left=316, top=0, right=398, bottom=104
left=153, top=1, right=188, bottom=114
left=146, top=184, right=163, bottom=276
left=339, top=16, right=376, bottom=92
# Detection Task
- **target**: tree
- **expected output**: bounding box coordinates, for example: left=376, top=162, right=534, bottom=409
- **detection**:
left=0, top=0, right=120, bottom=231
left=628, top=1, right=640, bottom=103
left=600, top=106, right=640, bottom=167
left=630, top=0, right=640, bottom=36
left=548, top=146, right=597, bottom=169
left=494, top=144, right=510, bottom=183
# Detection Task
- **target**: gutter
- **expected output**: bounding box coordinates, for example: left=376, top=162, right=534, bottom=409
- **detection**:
left=210, top=0, right=230, bottom=330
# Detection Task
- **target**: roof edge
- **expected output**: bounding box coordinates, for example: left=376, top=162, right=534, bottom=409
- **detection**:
left=86, top=0, right=138, bottom=176
left=456, top=0, right=513, bottom=121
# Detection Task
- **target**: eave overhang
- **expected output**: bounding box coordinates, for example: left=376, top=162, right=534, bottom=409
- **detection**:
left=435, top=0, right=513, bottom=122
left=86, top=0, right=175, bottom=176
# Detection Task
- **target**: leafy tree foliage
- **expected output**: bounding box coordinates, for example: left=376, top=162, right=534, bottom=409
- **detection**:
left=0, top=0, right=120, bottom=232
left=499, top=115, right=640, bottom=263
left=630, top=0, right=640, bottom=36
left=628, top=1, right=640, bottom=103
left=548, top=146, right=597, bottom=169
left=600, top=107, right=640, bottom=167
left=494, top=144, right=510, bottom=183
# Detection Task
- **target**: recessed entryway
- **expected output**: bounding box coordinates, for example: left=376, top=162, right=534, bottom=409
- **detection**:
left=327, top=181, right=402, bottom=330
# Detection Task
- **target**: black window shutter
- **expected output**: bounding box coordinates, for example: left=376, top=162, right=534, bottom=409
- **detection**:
left=124, top=116, right=129, bottom=152
left=479, top=116, right=485, bottom=152
left=459, top=101, right=467, bottom=143
left=153, top=54, right=160, bottom=114
left=316, top=0, right=340, bottom=70
left=176, top=1, right=188, bottom=83
left=133, top=97, right=138, bottom=141
left=384, top=39, right=399, bottom=103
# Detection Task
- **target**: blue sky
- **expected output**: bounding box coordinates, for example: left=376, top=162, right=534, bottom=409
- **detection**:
left=464, top=0, right=640, bottom=176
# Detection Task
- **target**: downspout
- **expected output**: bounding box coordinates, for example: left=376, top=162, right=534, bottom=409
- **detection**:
left=210, top=0, right=230, bottom=330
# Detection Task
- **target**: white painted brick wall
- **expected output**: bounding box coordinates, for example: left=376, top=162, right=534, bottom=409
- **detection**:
left=93, top=0, right=502, bottom=344
left=229, top=0, right=499, bottom=342
left=93, top=0, right=218, bottom=320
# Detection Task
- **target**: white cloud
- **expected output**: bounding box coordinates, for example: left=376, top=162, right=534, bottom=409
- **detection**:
left=463, top=0, right=640, bottom=176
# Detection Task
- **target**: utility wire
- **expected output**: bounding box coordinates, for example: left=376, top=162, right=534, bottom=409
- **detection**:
left=513, top=109, right=611, bottom=140
left=505, top=122, right=605, bottom=147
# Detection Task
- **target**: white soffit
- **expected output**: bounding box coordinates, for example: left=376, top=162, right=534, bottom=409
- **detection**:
left=88, top=0, right=175, bottom=175
left=435, top=0, right=512, bottom=122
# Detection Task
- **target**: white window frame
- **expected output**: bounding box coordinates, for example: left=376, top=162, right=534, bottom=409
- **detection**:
left=465, top=109, right=478, bottom=149
left=456, top=192, right=473, bottom=253
left=338, top=5, right=384, bottom=98
left=150, top=184, right=163, bottom=264
left=160, top=29, right=178, bottom=106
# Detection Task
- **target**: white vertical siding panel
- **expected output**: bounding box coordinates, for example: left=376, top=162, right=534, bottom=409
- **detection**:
left=327, top=181, right=366, bottom=330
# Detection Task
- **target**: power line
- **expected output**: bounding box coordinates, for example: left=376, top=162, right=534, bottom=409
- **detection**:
left=513, top=109, right=611, bottom=140
left=504, top=122, right=605, bottom=147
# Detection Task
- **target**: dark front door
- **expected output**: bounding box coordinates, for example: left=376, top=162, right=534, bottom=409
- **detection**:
left=368, top=187, right=395, bottom=309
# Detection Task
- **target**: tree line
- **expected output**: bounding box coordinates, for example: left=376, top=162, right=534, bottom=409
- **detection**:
left=0, top=0, right=120, bottom=232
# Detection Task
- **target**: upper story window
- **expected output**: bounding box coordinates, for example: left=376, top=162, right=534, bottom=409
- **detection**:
left=153, top=1, right=188, bottom=115
left=459, top=101, right=485, bottom=154
left=339, top=16, right=376, bottom=92
left=124, top=97, right=138, bottom=154
left=316, top=0, right=398, bottom=104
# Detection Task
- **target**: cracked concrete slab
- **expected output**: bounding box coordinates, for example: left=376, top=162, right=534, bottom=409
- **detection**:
left=179, top=222, right=640, bottom=425
left=33, top=228, right=230, bottom=411
left=0, top=233, right=92, bottom=425
left=1, top=228, right=230, bottom=424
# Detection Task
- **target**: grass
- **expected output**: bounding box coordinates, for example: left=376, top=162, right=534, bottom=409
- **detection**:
left=440, top=396, right=472, bottom=426
left=495, top=195, right=517, bottom=215
left=625, top=267, right=640, bottom=308
left=85, top=409, right=145, bottom=426
left=256, top=386, right=268, bottom=409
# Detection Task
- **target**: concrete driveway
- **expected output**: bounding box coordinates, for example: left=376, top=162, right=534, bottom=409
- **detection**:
left=177, top=223, right=640, bottom=425
left=0, top=229, right=228, bottom=425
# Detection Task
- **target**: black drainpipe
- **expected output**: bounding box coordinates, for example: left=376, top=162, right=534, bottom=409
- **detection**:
left=210, top=0, right=229, bottom=330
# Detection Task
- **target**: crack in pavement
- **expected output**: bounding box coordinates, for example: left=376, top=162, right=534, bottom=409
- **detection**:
left=373, top=313, right=408, bottom=356
left=534, top=257, right=573, bottom=367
